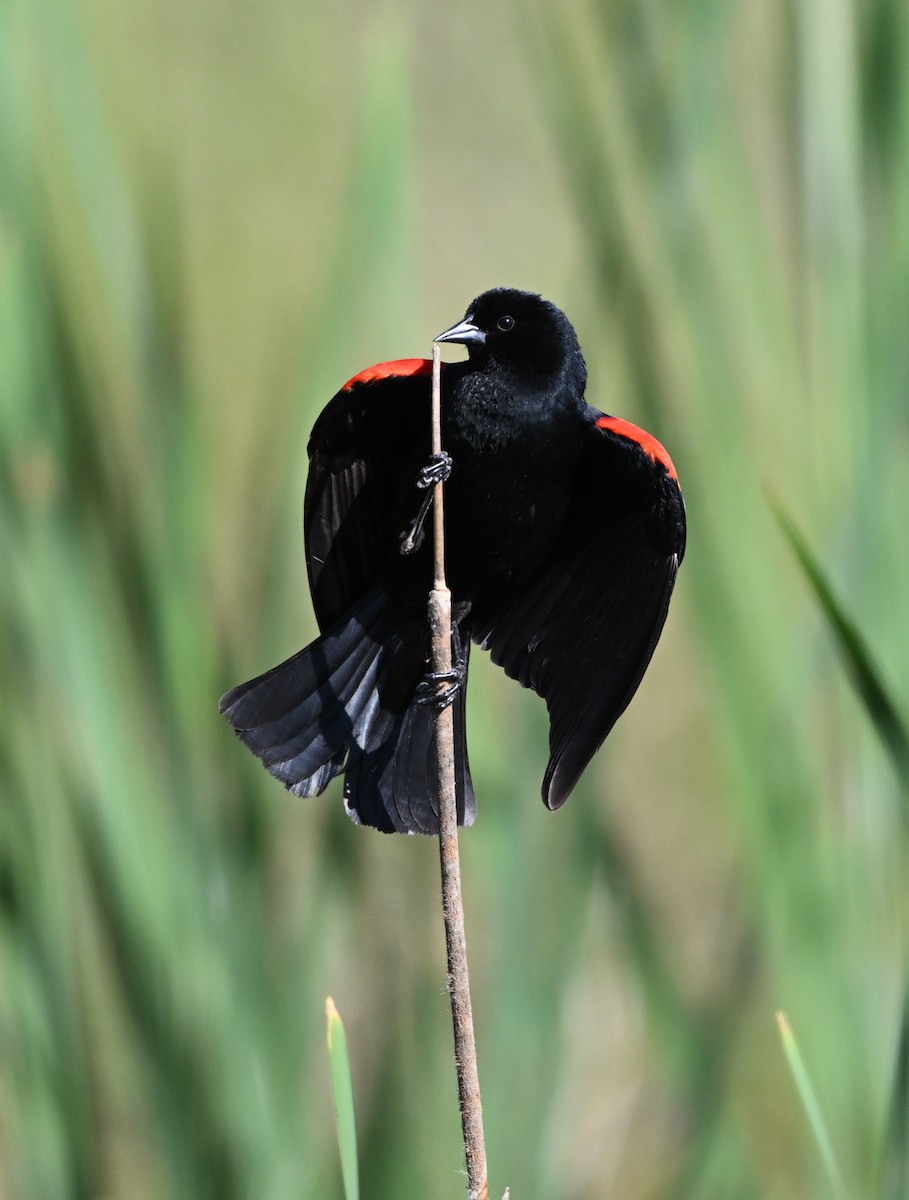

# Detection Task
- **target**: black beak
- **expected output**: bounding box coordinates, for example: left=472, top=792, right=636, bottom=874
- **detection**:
left=434, top=314, right=486, bottom=346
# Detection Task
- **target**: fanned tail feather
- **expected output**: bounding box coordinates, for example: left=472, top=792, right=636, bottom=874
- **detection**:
left=219, top=588, right=475, bottom=834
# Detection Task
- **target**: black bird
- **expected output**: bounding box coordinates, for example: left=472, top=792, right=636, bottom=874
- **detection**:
left=220, top=288, right=686, bottom=834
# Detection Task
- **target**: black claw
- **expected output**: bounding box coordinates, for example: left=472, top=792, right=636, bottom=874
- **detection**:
left=400, top=453, right=454, bottom=555
left=415, top=667, right=463, bottom=711
left=417, top=451, right=452, bottom=490
left=416, top=628, right=466, bottom=709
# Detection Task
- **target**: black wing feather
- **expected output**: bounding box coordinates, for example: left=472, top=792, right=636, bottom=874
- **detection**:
left=477, top=418, right=685, bottom=810
left=304, top=369, right=435, bottom=629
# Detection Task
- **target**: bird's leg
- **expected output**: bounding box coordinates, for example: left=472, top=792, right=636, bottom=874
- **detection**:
left=416, top=622, right=466, bottom=711
left=399, top=451, right=452, bottom=555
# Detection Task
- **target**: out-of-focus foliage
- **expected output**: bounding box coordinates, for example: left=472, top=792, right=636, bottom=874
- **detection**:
left=1, top=0, right=907, bottom=1196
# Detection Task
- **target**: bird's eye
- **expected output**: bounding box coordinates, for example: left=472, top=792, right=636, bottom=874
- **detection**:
left=497, top=315, right=515, bottom=332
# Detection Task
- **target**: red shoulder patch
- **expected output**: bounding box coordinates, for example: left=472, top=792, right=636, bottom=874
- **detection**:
left=341, top=358, right=439, bottom=392
left=596, top=415, right=678, bottom=482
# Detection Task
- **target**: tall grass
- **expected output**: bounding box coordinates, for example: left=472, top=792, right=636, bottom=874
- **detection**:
left=528, top=0, right=909, bottom=1194
left=1, top=0, right=907, bottom=1196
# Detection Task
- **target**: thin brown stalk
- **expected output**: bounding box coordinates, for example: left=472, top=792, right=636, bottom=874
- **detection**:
left=427, top=342, right=489, bottom=1200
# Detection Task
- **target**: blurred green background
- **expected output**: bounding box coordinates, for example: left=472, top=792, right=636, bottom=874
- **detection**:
left=2, top=0, right=908, bottom=1196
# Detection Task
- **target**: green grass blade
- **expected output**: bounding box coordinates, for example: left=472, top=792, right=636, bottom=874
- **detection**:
left=777, top=1011, right=849, bottom=1200
left=772, top=495, right=909, bottom=799
left=326, top=998, right=359, bottom=1200
left=772, top=496, right=909, bottom=1198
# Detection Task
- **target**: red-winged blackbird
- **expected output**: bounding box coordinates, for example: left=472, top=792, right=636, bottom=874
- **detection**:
left=220, top=289, right=686, bottom=834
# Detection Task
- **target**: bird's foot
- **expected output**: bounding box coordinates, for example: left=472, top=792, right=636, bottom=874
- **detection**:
left=415, top=666, right=463, bottom=711
left=416, top=451, right=452, bottom=490
left=400, top=452, right=453, bottom=555
left=415, top=624, right=466, bottom=710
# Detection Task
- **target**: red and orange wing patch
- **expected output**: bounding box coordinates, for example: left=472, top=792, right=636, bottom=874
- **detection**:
left=596, top=415, right=678, bottom=482
left=341, top=358, right=439, bottom=392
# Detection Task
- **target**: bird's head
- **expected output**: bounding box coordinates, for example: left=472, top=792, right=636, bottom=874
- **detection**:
left=435, top=288, right=586, bottom=390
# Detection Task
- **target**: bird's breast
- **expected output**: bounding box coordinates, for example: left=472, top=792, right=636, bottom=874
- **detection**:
left=441, top=412, right=584, bottom=604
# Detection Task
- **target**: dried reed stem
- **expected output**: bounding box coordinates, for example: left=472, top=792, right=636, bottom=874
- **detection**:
left=428, top=342, right=488, bottom=1200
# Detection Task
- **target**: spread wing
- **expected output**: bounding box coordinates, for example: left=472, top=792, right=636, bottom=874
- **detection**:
left=304, top=359, right=437, bottom=629
left=475, top=413, right=686, bottom=810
